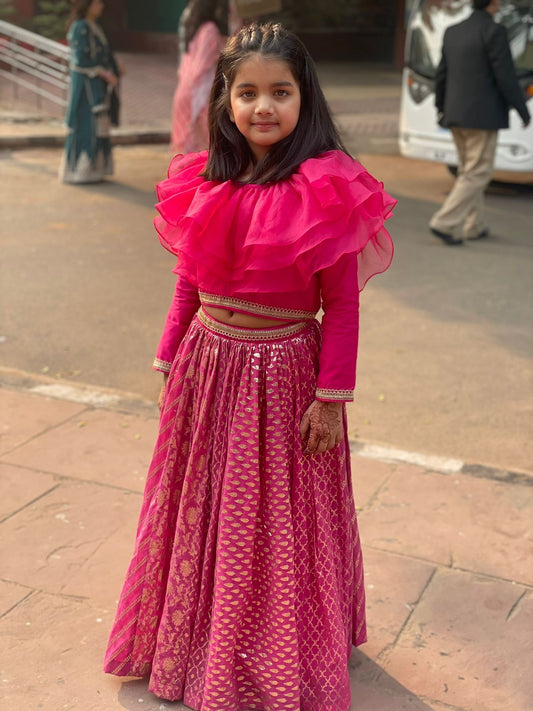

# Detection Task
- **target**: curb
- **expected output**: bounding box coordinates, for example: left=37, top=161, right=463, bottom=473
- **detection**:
left=350, top=441, right=533, bottom=487
left=0, top=128, right=171, bottom=150
left=0, top=131, right=400, bottom=155
left=2, top=366, right=531, bottom=486
left=0, top=366, right=158, bottom=417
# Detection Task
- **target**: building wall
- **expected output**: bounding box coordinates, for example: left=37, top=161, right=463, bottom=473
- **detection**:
left=107, top=0, right=400, bottom=61
left=11, top=0, right=404, bottom=63
left=127, top=0, right=186, bottom=32
left=12, top=0, right=35, bottom=22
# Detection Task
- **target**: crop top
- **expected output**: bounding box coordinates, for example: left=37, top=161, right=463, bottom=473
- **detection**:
left=152, top=150, right=395, bottom=402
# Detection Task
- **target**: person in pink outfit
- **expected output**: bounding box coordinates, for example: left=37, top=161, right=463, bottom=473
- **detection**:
left=104, top=22, right=395, bottom=711
left=171, top=19, right=226, bottom=153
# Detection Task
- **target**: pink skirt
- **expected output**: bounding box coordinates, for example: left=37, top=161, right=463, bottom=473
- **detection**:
left=103, top=310, right=366, bottom=710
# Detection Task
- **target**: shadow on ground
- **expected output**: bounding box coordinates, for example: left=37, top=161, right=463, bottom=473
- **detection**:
left=115, top=649, right=434, bottom=710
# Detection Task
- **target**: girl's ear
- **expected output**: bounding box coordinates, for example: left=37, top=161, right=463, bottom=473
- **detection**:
left=227, top=106, right=235, bottom=123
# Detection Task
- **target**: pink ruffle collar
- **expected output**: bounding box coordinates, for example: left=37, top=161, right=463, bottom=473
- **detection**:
left=154, top=150, right=395, bottom=294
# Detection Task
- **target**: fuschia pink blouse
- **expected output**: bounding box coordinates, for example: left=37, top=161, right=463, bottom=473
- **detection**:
left=153, top=150, right=395, bottom=402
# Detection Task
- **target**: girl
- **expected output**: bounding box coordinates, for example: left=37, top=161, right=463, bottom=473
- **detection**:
left=60, top=0, right=120, bottom=183
left=104, top=22, right=395, bottom=711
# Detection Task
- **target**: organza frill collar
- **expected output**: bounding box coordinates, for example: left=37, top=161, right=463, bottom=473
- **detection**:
left=154, top=150, right=395, bottom=295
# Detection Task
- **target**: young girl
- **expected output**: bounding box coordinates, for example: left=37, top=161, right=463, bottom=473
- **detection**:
left=104, top=22, right=394, bottom=711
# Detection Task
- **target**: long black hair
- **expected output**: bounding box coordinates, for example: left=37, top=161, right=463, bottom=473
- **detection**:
left=203, top=22, right=349, bottom=184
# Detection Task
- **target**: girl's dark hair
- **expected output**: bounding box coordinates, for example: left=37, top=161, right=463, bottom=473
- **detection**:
left=472, top=0, right=491, bottom=9
left=203, top=22, right=349, bottom=184
left=67, top=0, right=95, bottom=30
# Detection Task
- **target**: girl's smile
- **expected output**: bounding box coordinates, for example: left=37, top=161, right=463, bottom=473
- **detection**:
left=228, top=54, right=301, bottom=160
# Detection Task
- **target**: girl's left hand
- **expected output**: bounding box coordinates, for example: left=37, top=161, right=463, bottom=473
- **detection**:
left=299, top=400, right=344, bottom=454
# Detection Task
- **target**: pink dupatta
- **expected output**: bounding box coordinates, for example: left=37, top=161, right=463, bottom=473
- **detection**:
left=170, top=22, right=224, bottom=153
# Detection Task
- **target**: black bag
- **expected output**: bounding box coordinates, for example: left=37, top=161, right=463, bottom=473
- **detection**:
left=109, top=85, right=120, bottom=127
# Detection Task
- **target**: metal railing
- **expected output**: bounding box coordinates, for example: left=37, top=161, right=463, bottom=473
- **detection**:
left=0, top=20, right=70, bottom=110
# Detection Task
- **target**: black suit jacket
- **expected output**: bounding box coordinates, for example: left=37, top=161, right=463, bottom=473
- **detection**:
left=435, top=9, right=530, bottom=130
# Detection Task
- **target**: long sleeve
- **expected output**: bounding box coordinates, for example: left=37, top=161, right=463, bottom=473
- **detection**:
left=434, top=45, right=447, bottom=115
left=315, top=252, right=359, bottom=402
left=487, top=24, right=531, bottom=124
left=153, top=275, right=201, bottom=373
left=69, top=20, right=97, bottom=69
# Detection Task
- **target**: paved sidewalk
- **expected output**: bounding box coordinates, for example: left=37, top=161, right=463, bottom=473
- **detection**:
left=0, top=53, right=401, bottom=155
left=1, top=377, right=531, bottom=711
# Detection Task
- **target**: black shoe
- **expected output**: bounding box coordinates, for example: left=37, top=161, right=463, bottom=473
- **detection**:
left=430, top=227, right=463, bottom=246
left=466, top=229, right=489, bottom=240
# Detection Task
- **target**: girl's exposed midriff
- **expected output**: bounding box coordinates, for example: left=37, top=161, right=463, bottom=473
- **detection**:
left=202, top=304, right=293, bottom=328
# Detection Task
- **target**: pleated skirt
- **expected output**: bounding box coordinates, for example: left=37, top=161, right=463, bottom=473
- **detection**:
left=103, top=310, right=366, bottom=710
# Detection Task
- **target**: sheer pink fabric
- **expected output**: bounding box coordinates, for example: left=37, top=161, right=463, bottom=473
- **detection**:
left=170, top=23, right=224, bottom=154
left=154, top=150, right=395, bottom=295
left=104, top=314, right=366, bottom=710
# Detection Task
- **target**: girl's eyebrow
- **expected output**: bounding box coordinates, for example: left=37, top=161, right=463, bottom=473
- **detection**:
left=235, top=80, right=295, bottom=89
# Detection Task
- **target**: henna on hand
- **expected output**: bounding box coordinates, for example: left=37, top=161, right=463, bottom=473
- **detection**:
left=299, top=400, right=344, bottom=454
left=158, top=373, right=169, bottom=411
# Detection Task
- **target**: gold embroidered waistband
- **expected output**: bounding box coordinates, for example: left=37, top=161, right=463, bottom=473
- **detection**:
left=197, top=309, right=309, bottom=341
left=199, top=291, right=316, bottom=321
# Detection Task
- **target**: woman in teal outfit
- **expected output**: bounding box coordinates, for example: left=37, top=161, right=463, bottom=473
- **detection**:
left=60, top=0, right=120, bottom=183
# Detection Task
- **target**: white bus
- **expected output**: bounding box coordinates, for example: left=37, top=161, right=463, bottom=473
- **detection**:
left=399, top=0, right=533, bottom=173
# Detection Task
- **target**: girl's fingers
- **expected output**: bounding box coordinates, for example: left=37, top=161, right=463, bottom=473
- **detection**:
left=299, top=412, right=310, bottom=440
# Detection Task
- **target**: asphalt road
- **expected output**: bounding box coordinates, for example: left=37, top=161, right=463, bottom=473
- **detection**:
left=1, top=145, right=532, bottom=473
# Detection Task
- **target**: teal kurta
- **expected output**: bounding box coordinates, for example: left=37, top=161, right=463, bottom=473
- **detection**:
left=60, top=19, right=118, bottom=183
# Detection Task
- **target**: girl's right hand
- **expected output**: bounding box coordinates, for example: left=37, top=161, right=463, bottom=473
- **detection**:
left=158, top=373, right=169, bottom=410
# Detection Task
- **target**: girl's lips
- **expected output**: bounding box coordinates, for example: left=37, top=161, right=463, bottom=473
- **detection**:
left=252, top=122, right=278, bottom=130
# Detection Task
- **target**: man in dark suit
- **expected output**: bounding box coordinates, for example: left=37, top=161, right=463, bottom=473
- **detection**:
left=429, top=0, right=531, bottom=245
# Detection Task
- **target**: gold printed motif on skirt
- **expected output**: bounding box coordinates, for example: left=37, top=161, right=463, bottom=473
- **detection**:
left=102, top=315, right=366, bottom=709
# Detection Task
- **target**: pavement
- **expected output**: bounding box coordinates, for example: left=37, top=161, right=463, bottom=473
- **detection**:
left=1, top=375, right=532, bottom=711
left=1, top=53, right=532, bottom=711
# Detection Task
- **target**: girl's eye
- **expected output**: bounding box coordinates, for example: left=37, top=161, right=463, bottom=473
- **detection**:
left=240, top=91, right=255, bottom=98
left=274, top=90, right=289, bottom=97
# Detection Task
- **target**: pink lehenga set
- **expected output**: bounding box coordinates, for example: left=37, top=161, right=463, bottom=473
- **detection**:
left=103, top=150, right=395, bottom=710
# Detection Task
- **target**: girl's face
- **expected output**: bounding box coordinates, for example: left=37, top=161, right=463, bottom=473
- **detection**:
left=228, top=54, right=301, bottom=161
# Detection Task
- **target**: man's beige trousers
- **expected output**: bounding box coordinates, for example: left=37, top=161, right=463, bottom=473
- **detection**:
left=430, top=128, right=498, bottom=239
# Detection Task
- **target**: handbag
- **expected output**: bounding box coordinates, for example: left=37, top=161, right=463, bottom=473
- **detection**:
left=109, top=84, right=120, bottom=127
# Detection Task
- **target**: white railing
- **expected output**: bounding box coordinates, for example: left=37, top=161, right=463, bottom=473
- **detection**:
left=0, top=19, right=70, bottom=108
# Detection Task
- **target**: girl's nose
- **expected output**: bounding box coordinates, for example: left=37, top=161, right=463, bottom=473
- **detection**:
left=255, top=95, right=273, bottom=113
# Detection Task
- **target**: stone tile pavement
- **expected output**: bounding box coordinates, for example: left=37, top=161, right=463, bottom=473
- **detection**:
left=1, top=378, right=531, bottom=711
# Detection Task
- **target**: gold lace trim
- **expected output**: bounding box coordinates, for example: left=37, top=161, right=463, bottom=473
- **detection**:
left=153, top=358, right=172, bottom=372
left=198, top=308, right=308, bottom=341
left=199, top=291, right=316, bottom=321
left=316, top=388, right=354, bottom=402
